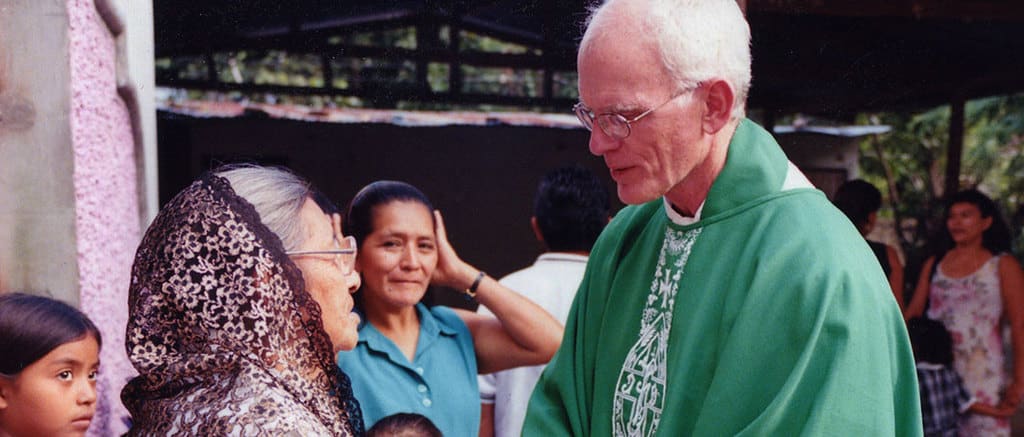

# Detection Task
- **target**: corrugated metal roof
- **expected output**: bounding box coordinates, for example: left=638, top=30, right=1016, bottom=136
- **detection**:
left=156, top=94, right=582, bottom=129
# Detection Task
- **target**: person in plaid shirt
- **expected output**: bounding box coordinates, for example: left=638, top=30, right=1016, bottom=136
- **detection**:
left=908, top=318, right=1012, bottom=436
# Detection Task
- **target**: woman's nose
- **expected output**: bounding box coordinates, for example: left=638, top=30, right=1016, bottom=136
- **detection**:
left=399, top=244, right=421, bottom=269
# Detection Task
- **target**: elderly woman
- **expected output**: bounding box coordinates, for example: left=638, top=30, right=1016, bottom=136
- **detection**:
left=336, top=181, right=563, bottom=435
left=122, top=165, right=364, bottom=435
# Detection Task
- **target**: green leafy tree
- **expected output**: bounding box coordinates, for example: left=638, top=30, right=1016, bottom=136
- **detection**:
left=858, top=93, right=1024, bottom=280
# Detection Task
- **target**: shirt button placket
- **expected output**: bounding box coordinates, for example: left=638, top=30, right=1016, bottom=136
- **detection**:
left=414, top=367, right=430, bottom=407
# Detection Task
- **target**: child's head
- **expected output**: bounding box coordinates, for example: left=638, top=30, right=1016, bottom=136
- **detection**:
left=0, top=292, right=102, bottom=437
left=906, top=317, right=954, bottom=365
left=367, top=412, right=443, bottom=437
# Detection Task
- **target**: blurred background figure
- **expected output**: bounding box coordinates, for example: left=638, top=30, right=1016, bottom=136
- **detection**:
left=905, top=189, right=1024, bottom=436
left=478, top=165, right=609, bottom=437
left=337, top=181, right=561, bottom=436
left=122, top=165, right=364, bottom=435
left=833, top=179, right=905, bottom=309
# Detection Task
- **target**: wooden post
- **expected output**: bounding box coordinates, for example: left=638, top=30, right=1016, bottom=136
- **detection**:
left=204, top=52, right=217, bottom=83
left=944, top=96, right=965, bottom=197
left=321, top=53, right=334, bottom=89
left=415, top=18, right=439, bottom=93
left=449, top=5, right=464, bottom=97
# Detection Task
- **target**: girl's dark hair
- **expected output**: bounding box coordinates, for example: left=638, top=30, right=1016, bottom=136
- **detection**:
left=367, top=412, right=443, bottom=437
left=942, top=189, right=1011, bottom=254
left=0, top=292, right=102, bottom=376
left=345, top=180, right=435, bottom=248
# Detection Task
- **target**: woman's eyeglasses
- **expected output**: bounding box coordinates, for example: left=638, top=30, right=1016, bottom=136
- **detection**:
left=287, top=235, right=357, bottom=274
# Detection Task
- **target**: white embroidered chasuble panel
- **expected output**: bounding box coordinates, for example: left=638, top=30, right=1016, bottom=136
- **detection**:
left=612, top=227, right=701, bottom=437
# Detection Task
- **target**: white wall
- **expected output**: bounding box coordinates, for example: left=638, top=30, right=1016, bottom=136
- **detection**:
left=0, top=0, right=80, bottom=304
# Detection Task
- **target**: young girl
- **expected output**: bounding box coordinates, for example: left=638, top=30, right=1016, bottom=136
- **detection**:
left=0, top=292, right=102, bottom=437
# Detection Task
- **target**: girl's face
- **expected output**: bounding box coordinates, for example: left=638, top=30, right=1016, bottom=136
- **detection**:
left=946, top=202, right=992, bottom=246
left=292, top=198, right=362, bottom=353
left=356, top=201, right=438, bottom=310
left=0, top=335, right=100, bottom=437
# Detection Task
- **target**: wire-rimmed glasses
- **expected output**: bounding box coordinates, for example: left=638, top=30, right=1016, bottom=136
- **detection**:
left=286, top=235, right=357, bottom=274
left=573, top=83, right=701, bottom=140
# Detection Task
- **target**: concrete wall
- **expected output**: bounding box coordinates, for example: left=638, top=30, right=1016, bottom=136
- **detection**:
left=0, top=1, right=81, bottom=303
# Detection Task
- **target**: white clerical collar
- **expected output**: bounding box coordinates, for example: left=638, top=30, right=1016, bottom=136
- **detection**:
left=664, top=197, right=705, bottom=226
left=662, top=161, right=812, bottom=226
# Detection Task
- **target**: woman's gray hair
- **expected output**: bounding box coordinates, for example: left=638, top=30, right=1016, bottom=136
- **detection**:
left=215, top=164, right=311, bottom=252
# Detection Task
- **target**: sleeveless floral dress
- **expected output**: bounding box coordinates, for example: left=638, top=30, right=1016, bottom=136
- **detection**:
left=927, top=255, right=1008, bottom=436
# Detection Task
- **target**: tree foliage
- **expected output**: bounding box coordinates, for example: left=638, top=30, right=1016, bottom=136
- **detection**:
left=857, top=93, right=1024, bottom=276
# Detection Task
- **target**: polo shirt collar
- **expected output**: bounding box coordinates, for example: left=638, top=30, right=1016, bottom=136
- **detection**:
left=536, top=253, right=589, bottom=264
left=356, top=303, right=459, bottom=364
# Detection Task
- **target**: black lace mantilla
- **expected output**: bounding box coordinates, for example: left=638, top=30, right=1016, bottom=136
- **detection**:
left=122, top=173, right=364, bottom=435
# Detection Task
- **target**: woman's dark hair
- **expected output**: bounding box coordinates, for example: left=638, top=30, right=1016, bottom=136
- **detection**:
left=534, top=165, right=610, bottom=252
left=832, top=179, right=882, bottom=230
left=943, top=189, right=1011, bottom=254
left=0, top=292, right=102, bottom=376
left=345, top=180, right=435, bottom=248
left=367, top=412, right=443, bottom=437
left=906, top=317, right=954, bottom=365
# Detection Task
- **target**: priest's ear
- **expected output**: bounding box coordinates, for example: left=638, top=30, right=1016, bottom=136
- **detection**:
left=700, top=79, right=735, bottom=135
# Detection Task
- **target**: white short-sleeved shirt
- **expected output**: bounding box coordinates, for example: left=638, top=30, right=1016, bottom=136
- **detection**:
left=478, top=252, right=589, bottom=437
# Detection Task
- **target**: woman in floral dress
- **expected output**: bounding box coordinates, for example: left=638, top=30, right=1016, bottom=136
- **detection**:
left=906, top=189, right=1024, bottom=435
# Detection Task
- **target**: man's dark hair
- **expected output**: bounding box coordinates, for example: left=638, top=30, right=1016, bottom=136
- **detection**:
left=367, top=412, right=443, bottom=437
left=0, top=292, right=102, bottom=376
left=906, top=317, right=954, bottom=366
left=833, top=179, right=882, bottom=229
left=534, top=165, right=610, bottom=253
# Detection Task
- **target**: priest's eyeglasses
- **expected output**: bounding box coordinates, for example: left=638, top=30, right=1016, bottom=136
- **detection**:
left=287, top=235, right=357, bottom=274
left=573, top=83, right=701, bottom=140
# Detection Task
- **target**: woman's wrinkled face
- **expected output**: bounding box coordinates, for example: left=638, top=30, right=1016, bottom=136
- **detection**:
left=292, top=198, right=361, bottom=353
left=356, top=201, right=438, bottom=310
left=946, top=202, right=992, bottom=246
left=0, top=335, right=100, bottom=437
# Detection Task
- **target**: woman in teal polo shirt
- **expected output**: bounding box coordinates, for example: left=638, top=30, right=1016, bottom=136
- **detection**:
left=337, top=181, right=563, bottom=436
